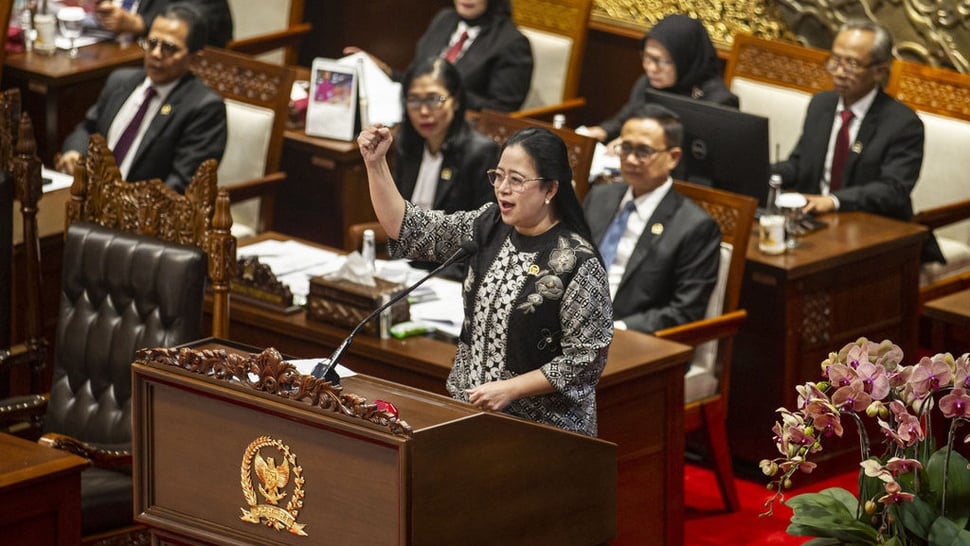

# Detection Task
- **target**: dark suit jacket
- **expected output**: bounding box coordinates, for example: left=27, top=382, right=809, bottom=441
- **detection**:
left=405, top=9, right=533, bottom=112
left=136, top=0, right=234, bottom=47
left=599, top=74, right=740, bottom=141
left=394, top=128, right=498, bottom=213
left=63, top=67, right=227, bottom=193
left=773, top=88, right=942, bottom=262
left=583, top=182, right=721, bottom=333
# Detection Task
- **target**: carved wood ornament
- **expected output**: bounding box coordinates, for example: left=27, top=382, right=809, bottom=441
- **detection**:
left=136, top=346, right=414, bottom=438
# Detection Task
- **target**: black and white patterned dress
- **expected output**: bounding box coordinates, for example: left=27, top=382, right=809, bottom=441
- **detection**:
left=390, top=202, right=614, bottom=436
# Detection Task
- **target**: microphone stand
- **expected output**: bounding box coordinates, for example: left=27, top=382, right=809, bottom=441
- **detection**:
left=311, top=240, right=477, bottom=382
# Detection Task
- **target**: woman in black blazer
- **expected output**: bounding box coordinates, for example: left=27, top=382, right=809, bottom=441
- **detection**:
left=394, top=56, right=498, bottom=214
left=586, top=14, right=739, bottom=142
left=346, top=0, right=533, bottom=112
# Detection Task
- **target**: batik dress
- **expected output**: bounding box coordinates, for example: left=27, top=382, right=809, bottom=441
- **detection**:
left=390, top=202, right=613, bottom=436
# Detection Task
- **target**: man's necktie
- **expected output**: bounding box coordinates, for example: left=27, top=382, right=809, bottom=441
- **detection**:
left=598, top=201, right=636, bottom=268
left=443, top=31, right=469, bottom=63
left=113, top=86, right=156, bottom=166
left=829, top=109, right=855, bottom=192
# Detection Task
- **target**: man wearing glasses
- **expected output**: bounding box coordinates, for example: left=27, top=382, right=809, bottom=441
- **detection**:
left=57, top=4, right=226, bottom=194
left=583, top=104, right=721, bottom=333
left=772, top=21, right=940, bottom=261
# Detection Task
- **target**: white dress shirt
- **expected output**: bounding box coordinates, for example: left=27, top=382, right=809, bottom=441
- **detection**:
left=411, top=146, right=444, bottom=210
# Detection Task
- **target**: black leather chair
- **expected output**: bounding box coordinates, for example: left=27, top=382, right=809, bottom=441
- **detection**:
left=42, top=222, right=207, bottom=536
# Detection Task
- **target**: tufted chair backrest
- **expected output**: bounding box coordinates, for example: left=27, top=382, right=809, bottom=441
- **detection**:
left=44, top=222, right=207, bottom=445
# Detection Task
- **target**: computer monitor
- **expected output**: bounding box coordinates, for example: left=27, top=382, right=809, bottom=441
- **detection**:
left=644, top=89, right=771, bottom=206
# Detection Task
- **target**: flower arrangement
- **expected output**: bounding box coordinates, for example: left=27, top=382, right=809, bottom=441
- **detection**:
left=761, top=338, right=970, bottom=545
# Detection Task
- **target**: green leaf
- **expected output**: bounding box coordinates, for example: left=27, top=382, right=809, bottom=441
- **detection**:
left=799, top=539, right=843, bottom=545
left=897, top=496, right=935, bottom=541
left=925, top=448, right=970, bottom=526
left=786, top=491, right=878, bottom=543
left=927, top=516, right=970, bottom=546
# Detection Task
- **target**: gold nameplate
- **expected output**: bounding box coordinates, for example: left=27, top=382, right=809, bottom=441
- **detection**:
left=239, top=436, right=308, bottom=536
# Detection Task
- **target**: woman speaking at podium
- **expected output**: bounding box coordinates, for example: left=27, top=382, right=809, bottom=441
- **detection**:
left=358, top=124, right=613, bottom=436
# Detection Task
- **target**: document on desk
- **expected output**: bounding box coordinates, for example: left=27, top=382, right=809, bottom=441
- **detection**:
left=405, top=276, right=464, bottom=338
left=41, top=167, right=74, bottom=193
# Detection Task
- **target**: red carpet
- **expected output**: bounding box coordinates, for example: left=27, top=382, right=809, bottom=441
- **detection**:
left=684, top=463, right=858, bottom=545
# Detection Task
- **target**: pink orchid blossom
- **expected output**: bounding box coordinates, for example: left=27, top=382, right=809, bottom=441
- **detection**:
left=879, top=480, right=915, bottom=505
left=940, top=387, right=970, bottom=419
left=907, top=356, right=954, bottom=398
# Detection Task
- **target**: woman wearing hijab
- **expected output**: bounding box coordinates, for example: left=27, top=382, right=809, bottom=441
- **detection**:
left=345, top=0, right=533, bottom=112
left=585, top=14, right=738, bottom=143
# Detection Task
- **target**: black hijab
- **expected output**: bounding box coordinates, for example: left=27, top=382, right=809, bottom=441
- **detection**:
left=643, top=14, right=721, bottom=96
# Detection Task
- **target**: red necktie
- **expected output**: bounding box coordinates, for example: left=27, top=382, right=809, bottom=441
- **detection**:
left=829, top=109, right=855, bottom=192
left=443, top=31, right=469, bottom=63
left=113, top=86, right=157, bottom=166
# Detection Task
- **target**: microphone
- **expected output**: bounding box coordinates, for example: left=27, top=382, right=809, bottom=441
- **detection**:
left=311, top=239, right=478, bottom=382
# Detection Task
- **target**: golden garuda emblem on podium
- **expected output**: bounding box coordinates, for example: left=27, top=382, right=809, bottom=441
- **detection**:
left=239, top=435, right=308, bottom=536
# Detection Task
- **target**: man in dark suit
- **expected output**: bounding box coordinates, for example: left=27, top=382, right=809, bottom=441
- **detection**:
left=94, top=0, right=233, bottom=47
left=57, top=4, right=226, bottom=194
left=583, top=104, right=721, bottom=334
left=773, top=20, right=941, bottom=261
left=345, top=0, right=533, bottom=112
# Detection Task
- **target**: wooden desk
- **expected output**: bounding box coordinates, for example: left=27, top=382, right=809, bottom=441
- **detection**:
left=731, top=212, right=927, bottom=472
left=923, top=289, right=970, bottom=353
left=276, top=130, right=375, bottom=247
left=2, top=42, right=144, bottom=163
left=218, top=232, right=692, bottom=545
left=0, top=433, right=88, bottom=546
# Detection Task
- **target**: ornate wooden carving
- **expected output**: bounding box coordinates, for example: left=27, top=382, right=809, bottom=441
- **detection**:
left=591, top=0, right=792, bottom=48
left=137, top=346, right=414, bottom=438
left=890, top=60, right=970, bottom=121
left=231, top=256, right=296, bottom=311
left=66, top=133, right=236, bottom=338
left=192, top=51, right=289, bottom=106
left=729, top=35, right=832, bottom=94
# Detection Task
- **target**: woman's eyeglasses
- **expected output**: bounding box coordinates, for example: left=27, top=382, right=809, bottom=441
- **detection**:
left=405, top=95, right=451, bottom=110
left=487, top=169, right=545, bottom=192
left=138, top=37, right=185, bottom=58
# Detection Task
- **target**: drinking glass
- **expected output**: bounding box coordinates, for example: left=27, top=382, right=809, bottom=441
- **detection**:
left=57, top=7, right=86, bottom=59
left=777, top=192, right=808, bottom=248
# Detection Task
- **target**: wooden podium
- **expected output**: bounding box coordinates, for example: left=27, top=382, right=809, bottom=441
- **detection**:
left=132, top=340, right=616, bottom=546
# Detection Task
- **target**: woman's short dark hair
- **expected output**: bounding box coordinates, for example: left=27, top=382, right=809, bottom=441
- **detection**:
left=502, top=127, right=600, bottom=262
left=397, top=57, right=468, bottom=157
left=161, top=3, right=208, bottom=53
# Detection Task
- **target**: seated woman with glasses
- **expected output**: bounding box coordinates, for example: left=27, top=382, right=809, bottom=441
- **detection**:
left=395, top=57, right=498, bottom=214
left=583, top=14, right=738, bottom=144
left=358, top=123, right=613, bottom=436
left=57, top=4, right=226, bottom=194
left=344, top=0, right=533, bottom=112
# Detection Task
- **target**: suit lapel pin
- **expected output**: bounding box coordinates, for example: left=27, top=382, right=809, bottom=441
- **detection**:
left=651, top=223, right=664, bottom=235
left=851, top=142, right=863, bottom=154
left=527, top=264, right=540, bottom=276
left=441, top=168, right=452, bottom=180
left=160, top=104, right=173, bottom=116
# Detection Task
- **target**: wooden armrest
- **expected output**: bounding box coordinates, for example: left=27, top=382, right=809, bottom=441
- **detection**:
left=0, top=393, right=48, bottom=431
left=0, top=340, right=46, bottom=373
left=509, top=97, right=587, bottom=121
left=653, top=309, right=747, bottom=346
left=919, top=270, right=970, bottom=308
left=39, top=432, right=131, bottom=468
left=226, top=23, right=313, bottom=56
left=225, top=171, right=287, bottom=203
left=913, top=199, right=970, bottom=231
